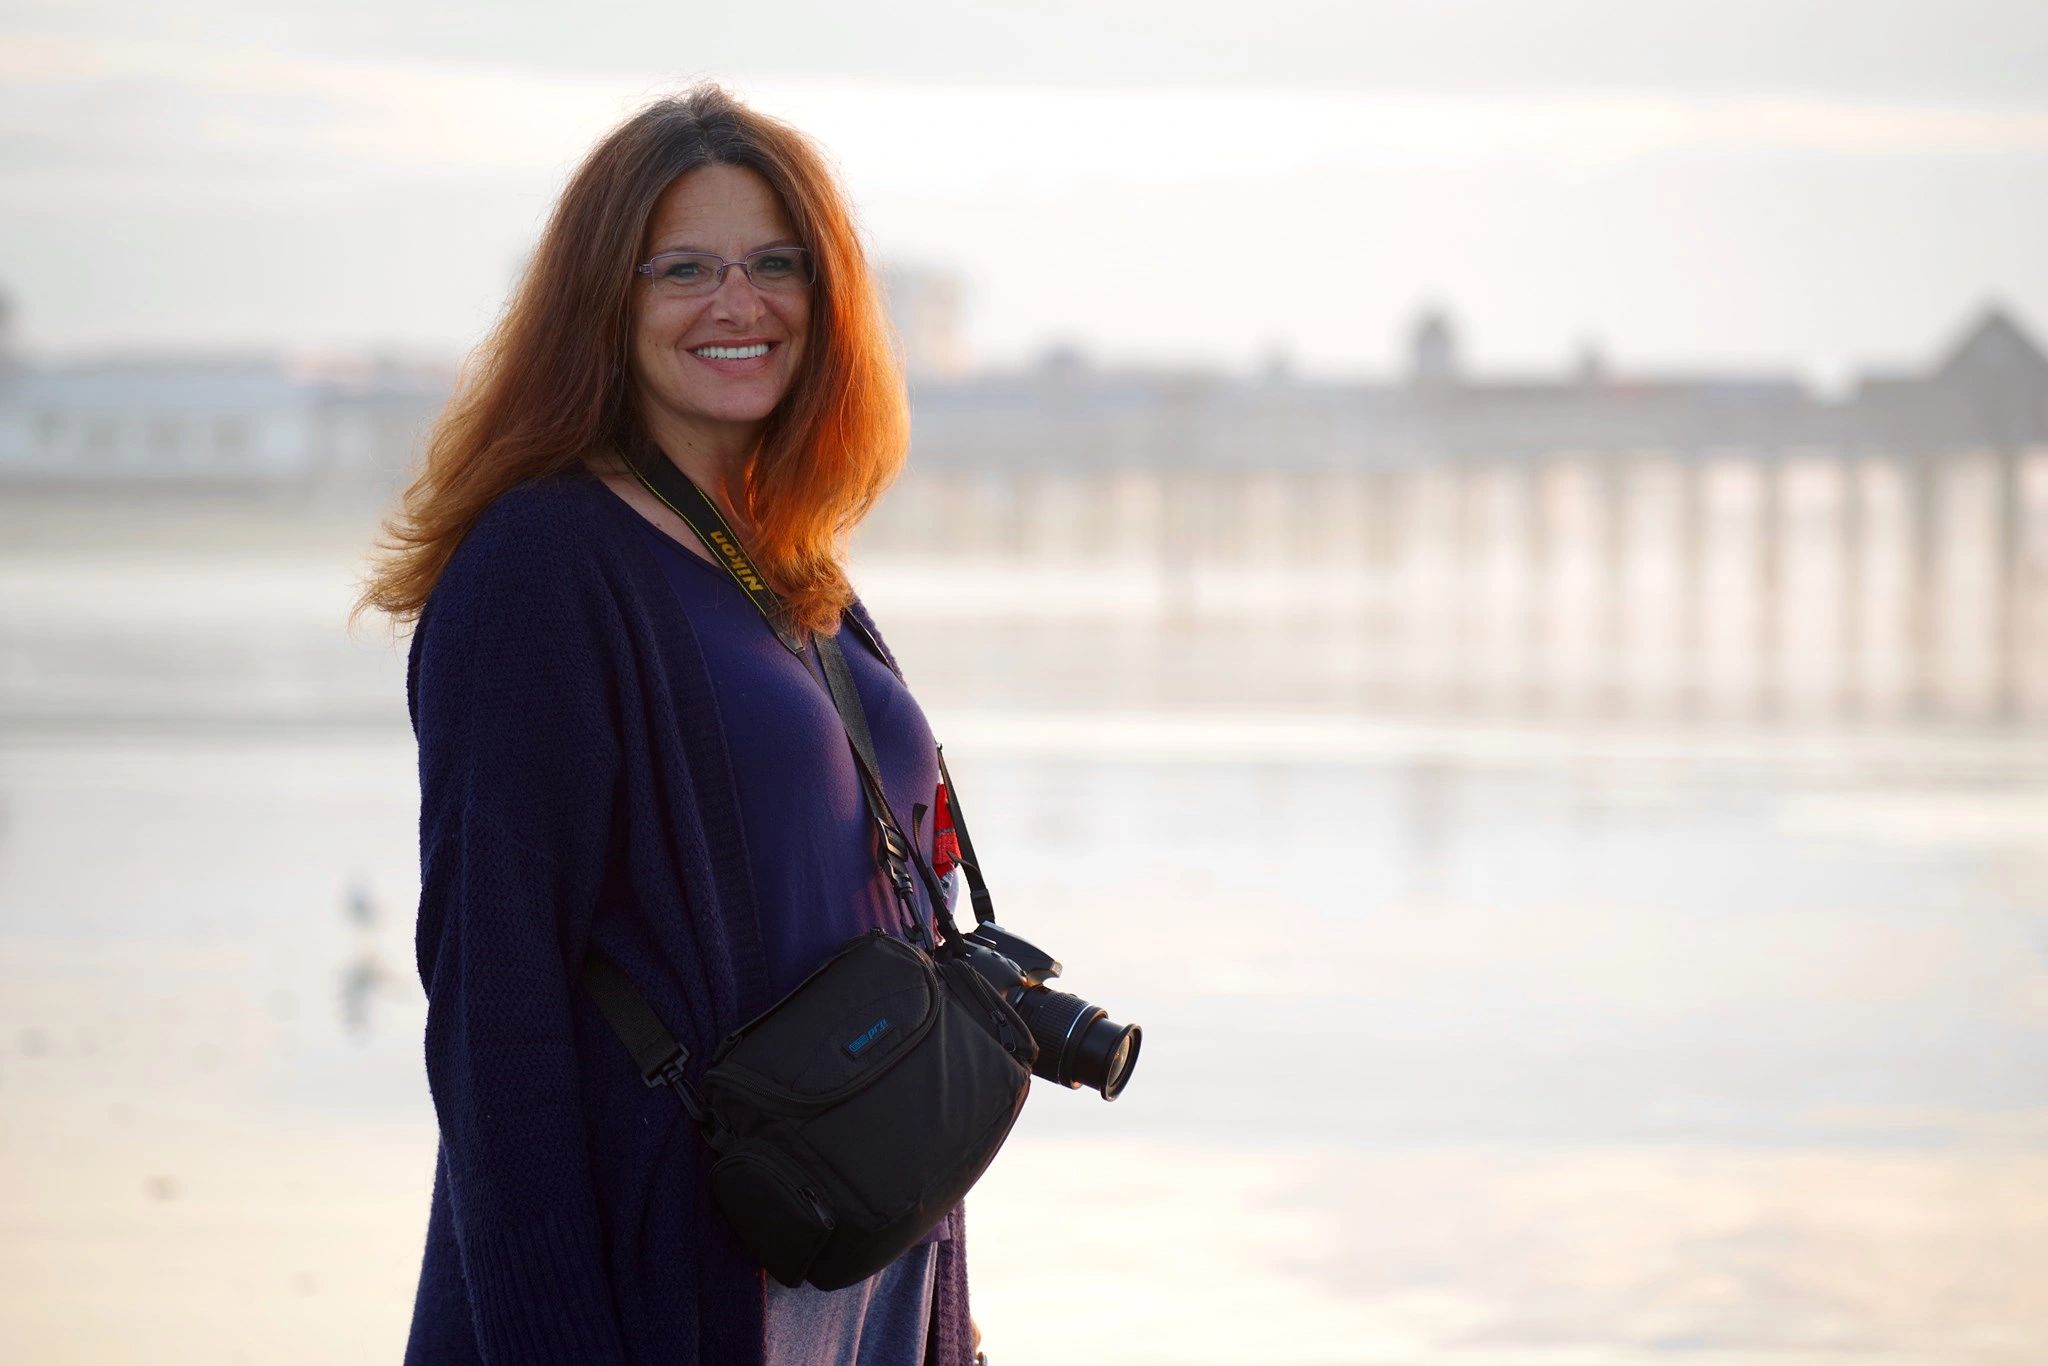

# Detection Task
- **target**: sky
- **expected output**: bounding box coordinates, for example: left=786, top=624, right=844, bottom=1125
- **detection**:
left=2, top=0, right=2046, bottom=391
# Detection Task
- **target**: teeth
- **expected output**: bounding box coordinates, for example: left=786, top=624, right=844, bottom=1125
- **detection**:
left=692, top=343, right=771, bottom=360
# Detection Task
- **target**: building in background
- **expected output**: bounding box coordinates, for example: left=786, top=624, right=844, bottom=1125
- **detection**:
left=6, top=279, right=2038, bottom=502
left=3, top=284, right=2042, bottom=722
left=0, top=344, right=452, bottom=504
left=879, top=261, right=971, bottom=380
left=895, top=301, right=2047, bottom=485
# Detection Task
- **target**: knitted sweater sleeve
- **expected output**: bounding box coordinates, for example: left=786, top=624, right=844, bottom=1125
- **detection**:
left=407, top=487, right=632, bottom=1364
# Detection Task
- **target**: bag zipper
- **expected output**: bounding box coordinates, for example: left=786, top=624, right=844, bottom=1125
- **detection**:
left=799, top=1184, right=836, bottom=1230
left=707, top=942, right=946, bottom=1108
left=711, top=928, right=902, bottom=1062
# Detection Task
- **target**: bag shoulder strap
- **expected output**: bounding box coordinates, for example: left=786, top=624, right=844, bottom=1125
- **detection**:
left=579, top=948, right=712, bottom=1127
left=812, top=630, right=966, bottom=947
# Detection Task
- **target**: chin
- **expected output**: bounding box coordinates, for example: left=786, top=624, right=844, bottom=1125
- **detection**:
left=702, top=398, right=788, bottom=427
left=638, top=371, right=798, bottom=441
left=663, top=384, right=785, bottom=424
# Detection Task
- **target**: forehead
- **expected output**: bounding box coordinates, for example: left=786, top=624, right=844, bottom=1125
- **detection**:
left=643, top=163, right=796, bottom=251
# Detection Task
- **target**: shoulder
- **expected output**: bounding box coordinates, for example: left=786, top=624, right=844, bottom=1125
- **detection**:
left=433, top=470, right=613, bottom=610
left=409, top=470, right=624, bottom=729
left=414, top=469, right=628, bottom=679
left=455, top=470, right=606, bottom=569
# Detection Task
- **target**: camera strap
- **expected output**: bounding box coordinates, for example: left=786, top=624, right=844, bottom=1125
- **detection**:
left=611, top=435, right=971, bottom=940
left=580, top=439, right=998, bottom=1113
left=934, top=744, right=994, bottom=929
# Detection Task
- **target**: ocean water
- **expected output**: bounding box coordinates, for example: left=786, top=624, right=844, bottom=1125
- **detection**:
left=1, top=515, right=2045, bottom=1363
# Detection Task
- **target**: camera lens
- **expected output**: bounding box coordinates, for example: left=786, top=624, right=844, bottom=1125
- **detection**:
left=1085, top=1019, right=1141, bottom=1102
left=1012, top=988, right=1142, bottom=1100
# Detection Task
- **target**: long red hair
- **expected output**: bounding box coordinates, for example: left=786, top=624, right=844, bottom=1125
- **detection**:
left=352, top=85, right=909, bottom=637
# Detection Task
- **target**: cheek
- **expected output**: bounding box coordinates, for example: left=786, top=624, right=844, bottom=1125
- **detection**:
left=628, top=311, right=659, bottom=372
left=635, top=300, right=699, bottom=357
left=630, top=309, right=702, bottom=392
left=778, top=291, right=813, bottom=341
left=781, top=302, right=813, bottom=362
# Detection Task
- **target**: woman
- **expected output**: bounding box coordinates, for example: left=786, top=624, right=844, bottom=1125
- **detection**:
left=354, top=86, right=982, bottom=1364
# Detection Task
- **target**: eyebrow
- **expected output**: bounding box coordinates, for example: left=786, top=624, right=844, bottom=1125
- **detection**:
left=649, top=238, right=803, bottom=256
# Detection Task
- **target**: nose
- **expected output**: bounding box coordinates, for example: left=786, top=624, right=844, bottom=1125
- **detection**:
left=708, top=264, right=766, bottom=323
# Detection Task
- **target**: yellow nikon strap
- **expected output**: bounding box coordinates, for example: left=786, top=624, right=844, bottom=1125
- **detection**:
left=617, top=436, right=975, bottom=948
left=618, top=436, right=893, bottom=665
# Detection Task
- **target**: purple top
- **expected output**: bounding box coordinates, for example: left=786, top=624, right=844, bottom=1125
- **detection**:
left=403, top=468, right=977, bottom=1366
left=602, top=483, right=956, bottom=1259
left=603, top=488, right=955, bottom=989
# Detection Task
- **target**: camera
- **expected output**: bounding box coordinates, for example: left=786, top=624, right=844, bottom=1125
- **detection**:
left=954, top=922, right=1141, bottom=1101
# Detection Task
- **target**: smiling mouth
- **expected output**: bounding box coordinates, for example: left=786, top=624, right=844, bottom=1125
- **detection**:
left=690, top=342, right=772, bottom=360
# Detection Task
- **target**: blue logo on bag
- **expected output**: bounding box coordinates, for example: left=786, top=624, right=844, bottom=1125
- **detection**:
left=844, top=1017, right=892, bottom=1058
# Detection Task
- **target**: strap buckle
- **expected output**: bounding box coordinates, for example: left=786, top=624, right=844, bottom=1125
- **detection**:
left=878, top=823, right=916, bottom=900
left=876, top=824, right=934, bottom=946
left=648, top=1050, right=707, bottom=1124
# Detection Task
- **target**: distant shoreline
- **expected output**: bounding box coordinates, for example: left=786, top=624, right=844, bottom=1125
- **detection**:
left=0, top=489, right=389, bottom=557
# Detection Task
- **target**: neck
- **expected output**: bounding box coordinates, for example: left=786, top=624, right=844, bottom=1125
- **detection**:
left=638, top=420, right=757, bottom=535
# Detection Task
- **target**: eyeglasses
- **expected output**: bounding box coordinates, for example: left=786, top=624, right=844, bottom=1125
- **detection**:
left=635, top=246, right=816, bottom=296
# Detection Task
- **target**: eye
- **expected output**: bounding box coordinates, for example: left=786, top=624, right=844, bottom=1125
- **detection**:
left=753, top=251, right=801, bottom=279
left=659, top=257, right=709, bottom=283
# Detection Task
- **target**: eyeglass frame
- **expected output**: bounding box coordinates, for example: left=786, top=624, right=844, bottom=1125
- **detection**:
left=633, top=245, right=817, bottom=294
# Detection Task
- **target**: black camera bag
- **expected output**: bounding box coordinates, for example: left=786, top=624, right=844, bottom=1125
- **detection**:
left=713, top=930, right=1034, bottom=1287
left=583, top=919, right=1034, bottom=1288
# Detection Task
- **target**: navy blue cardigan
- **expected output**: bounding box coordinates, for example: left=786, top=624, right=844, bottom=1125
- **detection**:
left=401, top=466, right=973, bottom=1364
